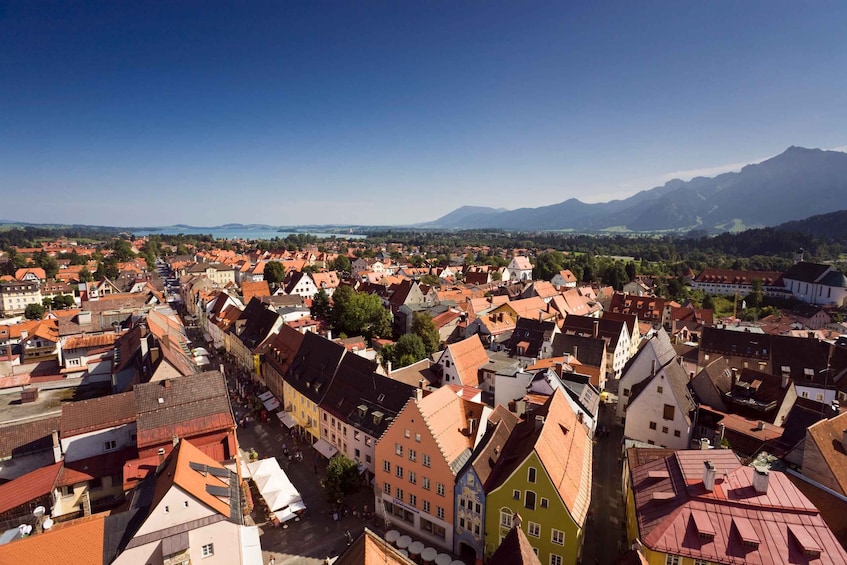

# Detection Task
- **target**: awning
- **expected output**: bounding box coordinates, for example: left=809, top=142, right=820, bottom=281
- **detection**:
left=289, top=501, right=306, bottom=513
left=312, top=438, right=338, bottom=459
left=258, top=391, right=274, bottom=401
left=276, top=411, right=297, bottom=429
left=239, top=525, right=263, bottom=565
left=263, top=397, right=280, bottom=411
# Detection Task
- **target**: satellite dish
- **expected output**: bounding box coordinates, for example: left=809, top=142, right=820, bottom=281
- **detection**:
left=33, top=506, right=45, bottom=518
left=42, top=518, right=53, bottom=530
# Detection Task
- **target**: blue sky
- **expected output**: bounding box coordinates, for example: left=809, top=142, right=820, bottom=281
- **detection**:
left=1, top=1, right=846, bottom=227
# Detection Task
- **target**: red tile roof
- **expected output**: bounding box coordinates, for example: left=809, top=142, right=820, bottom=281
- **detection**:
left=628, top=448, right=847, bottom=564
left=0, top=461, right=62, bottom=514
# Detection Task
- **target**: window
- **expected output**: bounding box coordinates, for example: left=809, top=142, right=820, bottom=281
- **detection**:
left=540, top=497, right=549, bottom=509
left=366, top=454, right=372, bottom=463
left=423, top=500, right=430, bottom=513
left=662, top=426, right=668, bottom=434
left=164, top=505, right=170, bottom=514
left=355, top=448, right=361, bottom=458
left=405, top=429, right=410, bottom=438
left=551, top=529, right=564, bottom=546
left=384, top=461, right=391, bottom=472
left=409, top=494, right=417, bottom=506
left=415, top=433, right=421, bottom=442
left=664, top=556, right=680, bottom=565
left=513, top=489, right=521, bottom=500
left=104, top=439, right=117, bottom=451
left=395, top=444, right=403, bottom=457
left=436, top=482, right=445, bottom=496
left=550, top=554, right=563, bottom=565
left=693, top=561, right=710, bottom=565
left=422, top=453, right=431, bottom=468
left=396, top=488, right=404, bottom=501
left=409, top=471, right=417, bottom=485
left=500, top=510, right=513, bottom=528
left=396, top=465, right=404, bottom=479
left=649, top=421, right=657, bottom=430
left=422, top=477, right=431, bottom=490
left=663, top=404, right=675, bottom=420
left=183, top=500, right=189, bottom=508
left=527, top=521, right=541, bottom=538
left=408, top=449, right=417, bottom=462
left=528, top=467, right=537, bottom=483
left=384, top=483, right=391, bottom=496
left=201, top=543, right=214, bottom=558
left=437, top=506, right=445, bottom=519
left=623, top=388, right=630, bottom=396
left=674, top=430, right=681, bottom=438
left=525, top=491, right=536, bottom=510
left=657, top=386, right=663, bottom=394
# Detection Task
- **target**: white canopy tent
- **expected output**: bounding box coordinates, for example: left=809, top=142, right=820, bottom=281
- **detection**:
left=246, top=458, right=305, bottom=519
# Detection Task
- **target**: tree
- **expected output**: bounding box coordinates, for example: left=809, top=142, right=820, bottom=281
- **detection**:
left=263, top=261, right=286, bottom=285
left=747, top=278, right=763, bottom=309
left=534, top=251, right=566, bottom=282
left=78, top=267, right=93, bottom=283
left=311, top=289, right=331, bottom=320
left=625, top=261, right=637, bottom=282
left=329, top=255, right=351, bottom=273
left=331, top=286, right=391, bottom=340
left=411, top=312, right=440, bottom=356
left=419, top=274, right=439, bottom=287
left=393, top=334, right=426, bottom=368
left=111, top=238, right=136, bottom=262
left=24, top=303, right=45, bottom=320
left=702, top=294, right=716, bottom=311
left=322, top=454, right=360, bottom=504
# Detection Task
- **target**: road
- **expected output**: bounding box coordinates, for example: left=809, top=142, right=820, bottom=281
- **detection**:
left=581, top=401, right=628, bottom=565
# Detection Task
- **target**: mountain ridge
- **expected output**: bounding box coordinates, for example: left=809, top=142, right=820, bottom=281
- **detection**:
left=419, top=146, right=847, bottom=232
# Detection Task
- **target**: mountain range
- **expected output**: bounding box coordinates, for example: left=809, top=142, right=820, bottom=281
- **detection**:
left=419, top=146, right=847, bottom=233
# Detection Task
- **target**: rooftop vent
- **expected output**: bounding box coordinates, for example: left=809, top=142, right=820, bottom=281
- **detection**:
left=752, top=466, right=769, bottom=494
left=703, top=460, right=716, bottom=492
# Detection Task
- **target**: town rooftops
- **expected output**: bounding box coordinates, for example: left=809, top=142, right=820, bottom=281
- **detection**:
left=781, top=261, right=837, bottom=284
left=487, top=522, right=543, bottom=565
left=804, top=411, right=847, bottom=494
left=441, top=334, right=490, bottom=388
left=0, top=415, right=61, bottom=460
left=0, top=511, right=107, bottom=565
left=694, top=268, right=783, bottom=286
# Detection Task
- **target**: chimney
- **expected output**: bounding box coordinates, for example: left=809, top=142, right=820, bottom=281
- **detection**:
left=752, top=467, right=769, bottom=494
left=651, top=359, right=656, bottom=377
left=534, top=415, right=545, bottom=430
left=172, top=434, right=179, bottom=447
left=163, top=379, right=171, bottom=390
left=577, top=411, right=584, bottom=424
left=158, top=447, right=166, bottom=464
left=52, top=430, right=63, bottom=463
left=415, top=387, right=423, bottom=402
left=512, top=512, right=522, bottom=530
left=468, top=417, right=476, bottom=436
left=563, top=352, right=570, bottom=365
left=593, top=320, right=599, bottom=339
left=781, top=372, right=790, bottom=389
left=756, top=420, right=765, bottom=431
left=555, top=362, right=564, bottom=376
left=418, top=378, right=425, bottom=390
left=703, top=460, right=716, bottom=491
left=699, top=438, right=710, bottom=450
left=731, top=367, right=738, bottom=389
left=386, top=360, right=392, bottom=376
left=689, top=371, right=695, bottom=381
left=572, top=345, right=578, bottom=360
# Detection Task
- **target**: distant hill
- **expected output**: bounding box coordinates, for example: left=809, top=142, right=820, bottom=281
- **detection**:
left=775, top=209, right=847, bottom=240
left=419, top=146, right=847, bottom=232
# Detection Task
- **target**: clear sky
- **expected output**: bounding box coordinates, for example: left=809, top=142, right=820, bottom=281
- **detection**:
left=2, top=1, right=846, bottom=227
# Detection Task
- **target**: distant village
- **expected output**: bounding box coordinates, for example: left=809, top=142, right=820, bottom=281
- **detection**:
left=0, top=234, right=846, bottom=565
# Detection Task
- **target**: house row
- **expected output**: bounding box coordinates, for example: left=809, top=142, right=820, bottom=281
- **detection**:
left=375, top=386, right=592, bottom=565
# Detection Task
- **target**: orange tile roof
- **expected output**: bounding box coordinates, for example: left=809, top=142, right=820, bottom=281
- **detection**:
left=0, top=512, right=106, bottom=565
left=241, top=280, right=271, bottom=302
left=444, top=334, right=489, bottom=388
left=805, top=410, right=847, bottom=494
left=417, top=386, right=485, bottom=471
left=153, top=439, right=233, bottom=516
